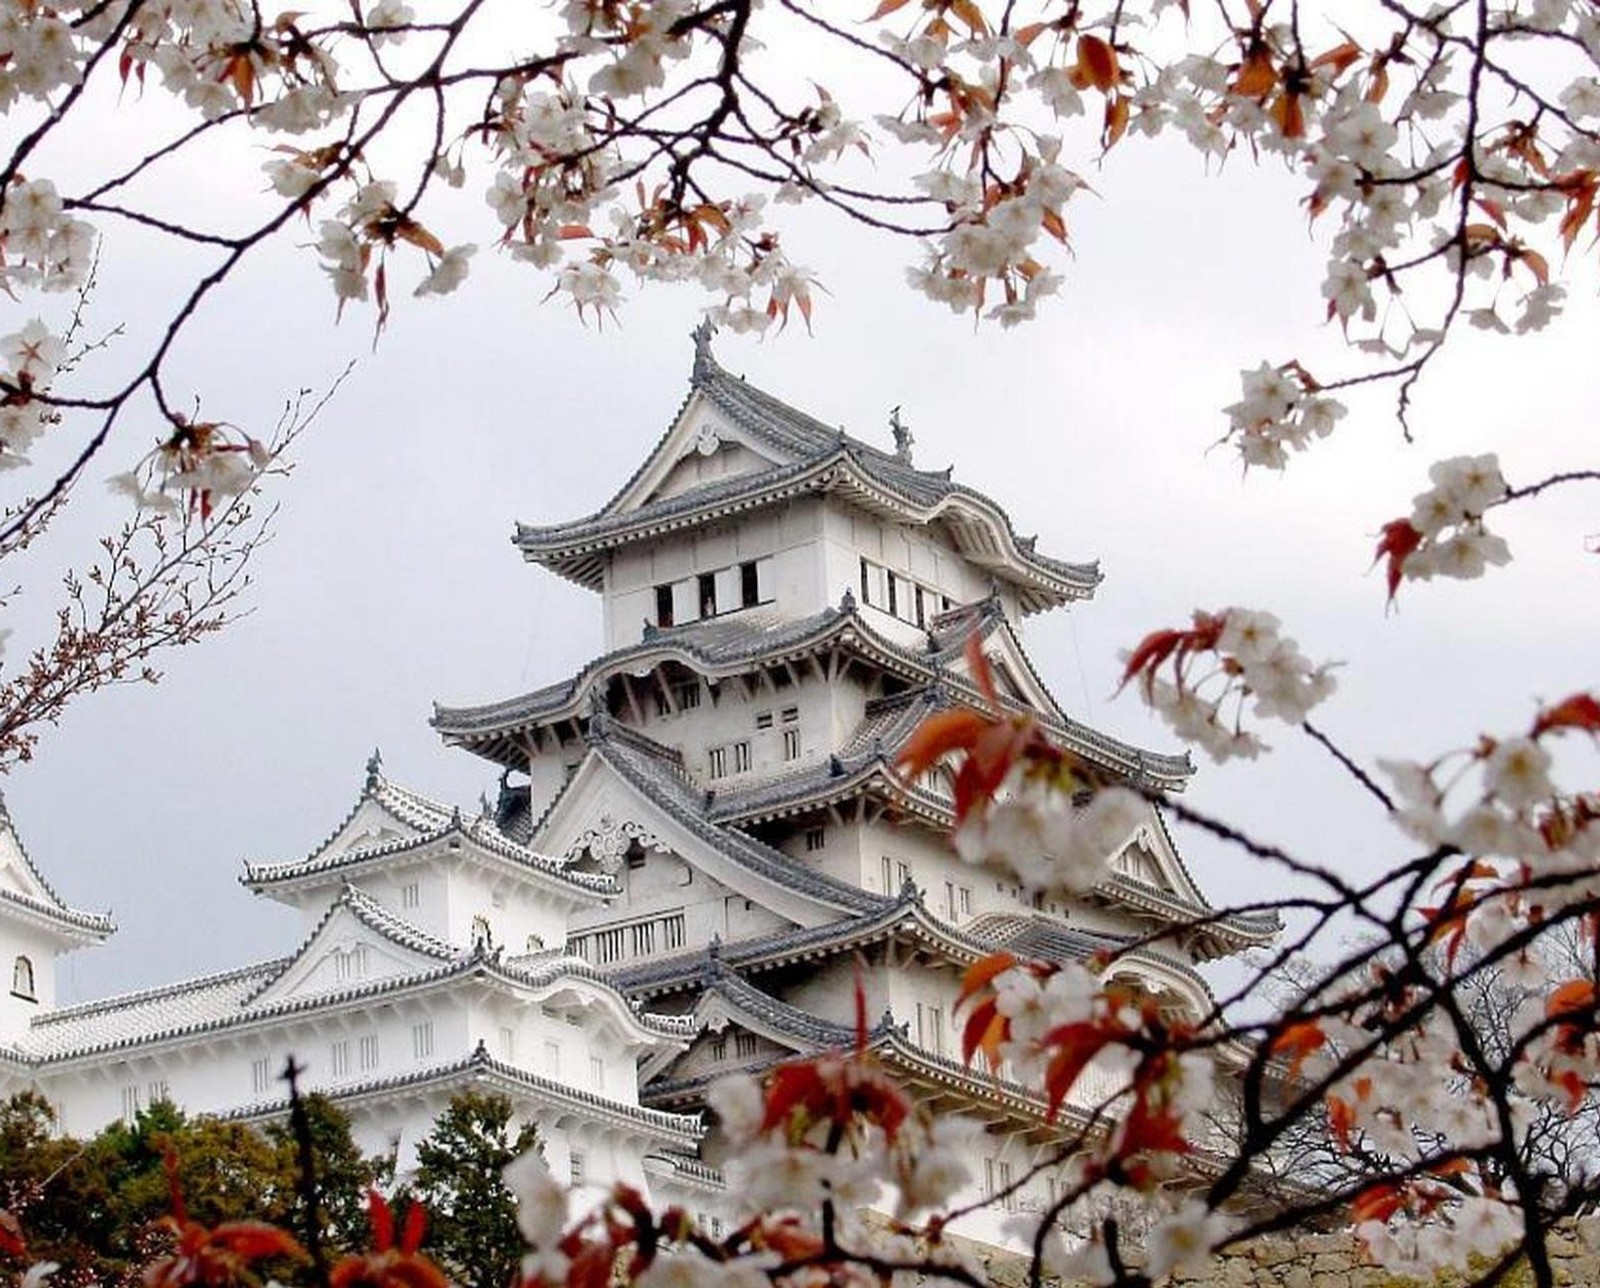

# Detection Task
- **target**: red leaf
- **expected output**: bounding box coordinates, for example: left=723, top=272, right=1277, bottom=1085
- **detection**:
left=1073, top=34, right=1119, bottom=92
left=896, top=707, right=991, bottom=779
left=1372, top=519, right=1423, bottom=603
left=367, top=1190, right=394, bottom=1252
left=1532, top=693, right=1600, bottom=739
left=400, top=1202, right=426, bottom=1255
left=1268, top=1020, right=1326, bottom=1080
left=956, top=952, right=1019, bottom=1014
left=0, top=1209, right=24, bottom=1258
left=964, top=632, right=998, bottom=706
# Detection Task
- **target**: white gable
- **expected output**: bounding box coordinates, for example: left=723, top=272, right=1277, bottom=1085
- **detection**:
left=606, top=394, right=794, bottom=517
left=247, top=899, right=453, bottom=1009
left=0, top=826, right=53, bottom=906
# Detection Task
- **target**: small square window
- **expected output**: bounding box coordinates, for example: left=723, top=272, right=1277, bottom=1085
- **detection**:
left=755, top=711, right=774, bottom=730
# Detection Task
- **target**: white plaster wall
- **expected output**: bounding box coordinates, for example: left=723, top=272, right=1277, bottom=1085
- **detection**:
left=0, top=921, right=63, bottom=1040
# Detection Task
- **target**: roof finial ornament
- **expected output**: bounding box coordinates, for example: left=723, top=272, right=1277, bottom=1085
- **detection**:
left=839, top=587, right=857, bottom=614
left=364, top=748, right=383, bottom=792
left=691, top=318, right=717, bottom=385
left=890, top=406, right=913, bottom=464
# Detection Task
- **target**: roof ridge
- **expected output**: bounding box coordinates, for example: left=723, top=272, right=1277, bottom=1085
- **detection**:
left=32, top=957, right=288, bottom=1027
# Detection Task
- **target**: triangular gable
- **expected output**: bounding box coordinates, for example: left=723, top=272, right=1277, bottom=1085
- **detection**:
left=534, top=744, right=874, bottom=930
left=1103, top=803, right=1211, bottom=912
left=247, top=890, right=456, bottom=1009
left=606, top=389, right=796, bottom=517
left=0, top=811, right=61, bottom=909
left=946, top=617, right=1065, bottom=723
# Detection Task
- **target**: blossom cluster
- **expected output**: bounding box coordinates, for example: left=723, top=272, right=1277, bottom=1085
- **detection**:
left=0, top=319, right=63, bottom=470
left=1119, top=609, right=1338, bottom=761
left=1374, top=455, right=1513, bottom=601
left=1221, top=362, right=1347, bottom=472
left=108, top=417, right=271, bottom=520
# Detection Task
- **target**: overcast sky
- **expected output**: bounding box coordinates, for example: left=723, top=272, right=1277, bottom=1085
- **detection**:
left=5, top=78, right=1597, bottom=1004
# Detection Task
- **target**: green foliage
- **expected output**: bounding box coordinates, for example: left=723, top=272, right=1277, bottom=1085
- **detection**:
left=410, top=1092, right=541, bottom=1288
left=263, top=1093, right=376, bottom=1252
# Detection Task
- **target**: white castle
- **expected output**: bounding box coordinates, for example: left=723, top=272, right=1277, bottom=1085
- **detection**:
left=0, top=329, right=1273, bottom=1245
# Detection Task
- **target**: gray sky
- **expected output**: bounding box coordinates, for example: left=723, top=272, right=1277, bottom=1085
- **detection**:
left=6, top=115, right=1597, bottom=1004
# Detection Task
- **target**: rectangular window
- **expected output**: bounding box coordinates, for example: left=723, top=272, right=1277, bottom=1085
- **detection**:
left=755, top=710, right=773, bottom=730
left=545, top=1040, right=561, bottom=1078
left=663, top=913, right=686, bottom=950
left=998, top=1161, right=1015, bottom=1211
left=654, top=690, right=670, bottom=718
left=782, top=728, right=800, bottom=761
left=732, top=740, right=751, bottom=773
left=945, top=880, right=957, bottom=919
left=984, top=1158, right=996, bottom=1197
left=735, top=1031, right=759, bottom=1058
left=859, top=556, right=871, bottom=606
left=928, top=1006, right=945, bottom=1054
left=590, top=1055, right=605, bottom=1089
left=915, top=585, right=926, bottom=627
left=121, top=1084, right=141, bottom=1122
left=360, top=1034, right=380, bottom=1071
left=412, top=1022, right=434, bottom=1060
left=880, top=856, right=892, bottom=894
left=755, top=556, right=775, bottom=603
left=331, top=1040, right=350, bottom=1078
left=781, top=706, right=799, bottom=724
left=655, top=583, right=674, bottom=627
left=251, top=1056, right=272, bottom=1095
left=148, top=1079, right=169, bottom=1105
left=886, top=571, right=899, bottom=617
left=960, top=886, right=972, bottom=915
left=673, top=680, right=701, bottom=710
left=401, top=882, right=420, bottom=909
left=708, top=746, right=727, bottom=779
left=498, top=1027, right=515, bottom=1060
left=697, top=572, right=717, bottom=618
left=710, top=1035, right=726, bottom=1061
left=805, top=827, right=825, bottom=852
left=740, top=561, right=760, bottom=607
left=569, top=1152, right=586, bottom=1186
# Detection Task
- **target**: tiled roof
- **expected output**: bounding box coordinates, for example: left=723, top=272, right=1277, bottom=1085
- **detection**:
left=242, top=760, right=611, bottom=899
left=229, top=1044, right=702, bottom=1147
left=511, top=334, right=1100, bottom=609
left=23, top=939, right=687, bottom=1063
left=26, top=959, right=287, bottom=1059
left=585, top=721, right=891, bottom=918
left=435, top=603, right=1192, bottom=791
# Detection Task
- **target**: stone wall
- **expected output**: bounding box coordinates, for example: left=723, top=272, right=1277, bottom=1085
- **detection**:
left=1168, top=1219, right=1599, bottom=1288
left=978, top=1218, right=1600, bottom=1287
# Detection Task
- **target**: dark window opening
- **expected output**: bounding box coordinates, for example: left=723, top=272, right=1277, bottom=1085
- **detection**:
left=887, top=573, right=898, bottom=617
left=740, top=561, right=760, bottom=608
left=655, top=584, right=674, bottom=627
left=859, top=557, right=870, bottom=606
left=915, top=586, right=926, bottom=627
left=697, top=573, right=717, bottom=618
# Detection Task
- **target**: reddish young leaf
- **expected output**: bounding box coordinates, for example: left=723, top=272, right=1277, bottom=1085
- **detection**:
left=0, top=1209, right=25, bottom=1258
left=1372, top=519, right=1423, bottom=603
left=1532, top=692, right=1600, bottom=739
left=956, top=952, right=1020, bottom=1013
left=1268, top=1020, right=1326, bottom=1080
left=896, top=707, right=991, bottom=778
left=1351, top=1182, right=1407, bottom=1225
left=1074, top=34, right=1119, bottom=92
left=866, top=0, right=913, bottom=17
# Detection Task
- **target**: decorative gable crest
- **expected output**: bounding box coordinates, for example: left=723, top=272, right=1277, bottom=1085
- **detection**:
left=566, top=814, right=668, bottom=874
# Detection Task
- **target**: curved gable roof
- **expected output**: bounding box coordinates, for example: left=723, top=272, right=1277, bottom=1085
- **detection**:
left=511, top=332, right=1100, bottom=612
